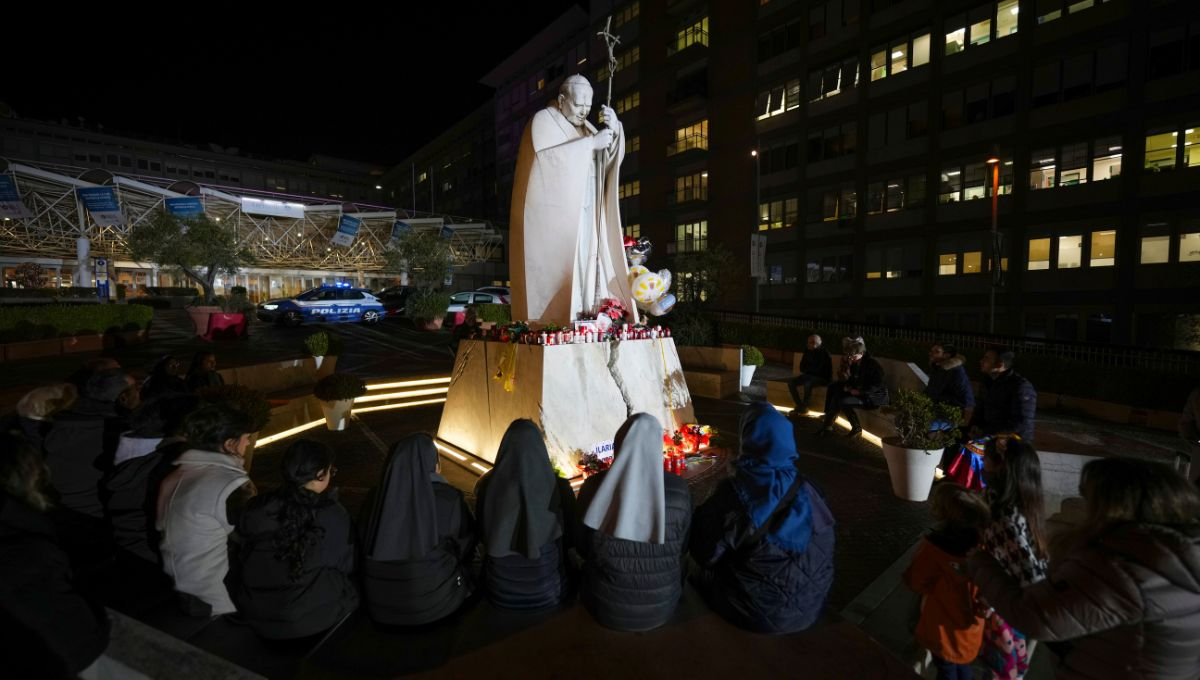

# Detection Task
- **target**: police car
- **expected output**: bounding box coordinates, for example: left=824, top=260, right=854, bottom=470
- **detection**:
left=257, top=285, right=386, bottom=326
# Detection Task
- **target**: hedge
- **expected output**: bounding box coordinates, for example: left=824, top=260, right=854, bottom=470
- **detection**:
left=714, top=320, right=1193, bottom=412
left=0, top=304, right=153, bottom=343
left=144, top=287, right=200, bottom=297
left=0, top=287, right=100, bottom=300
left=475, top=303, right=512, bottom=324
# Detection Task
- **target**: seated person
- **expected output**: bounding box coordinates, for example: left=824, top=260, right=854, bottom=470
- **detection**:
left=816, top=337, right=888, bottom=438
left=786, top=335, right=833, bottom=415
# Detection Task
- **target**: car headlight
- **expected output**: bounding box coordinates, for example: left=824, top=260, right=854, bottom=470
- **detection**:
left=261, top=304, right=279, bottom=310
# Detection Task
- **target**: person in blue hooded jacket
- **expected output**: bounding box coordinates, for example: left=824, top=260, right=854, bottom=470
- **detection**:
left=689, top=402, right=836, bottom=634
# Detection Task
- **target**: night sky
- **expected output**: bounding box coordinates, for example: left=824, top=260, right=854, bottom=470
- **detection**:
left=5, top=3, right=583, bottom=166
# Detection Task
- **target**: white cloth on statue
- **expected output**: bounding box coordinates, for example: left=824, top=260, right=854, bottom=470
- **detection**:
left=508, top=105, right=637, bottom=325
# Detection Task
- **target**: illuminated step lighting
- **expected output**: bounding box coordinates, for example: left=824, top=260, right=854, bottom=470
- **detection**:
left=770, top=402, right=883, bottom=447
left=366, top=377, right=452, bottom=390
left=257, top=419, right=324, bottom=446
left=353, top=397, right=447, bottom=414
left=470, top=462, right=491, bottom=474
left=354, top=387, right=448, bottom=404
left=434, top=441, right=468, bottom=461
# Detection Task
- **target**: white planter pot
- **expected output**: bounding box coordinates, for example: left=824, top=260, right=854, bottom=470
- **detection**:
left=882, top=437, right=942, bottom=501
left=313, top=355, right=325, bottom=370
left=310, top=354, right=338, bottom=379
left=740, top=364, right=758, bottom=388
left=321, top=398, right=354, bottom=431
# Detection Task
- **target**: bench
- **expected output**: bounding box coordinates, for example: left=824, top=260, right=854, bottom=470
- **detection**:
left=678, top=346, right=742, bottom=399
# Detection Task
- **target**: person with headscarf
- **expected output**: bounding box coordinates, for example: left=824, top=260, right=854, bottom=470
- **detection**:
left=232, top=440, right=358, bottom=640
left=576, top=413, right=692, bottom=632
left=474, top=420, right=578, bottom=610
left=359, top=433, right=476, bottom=626
left=690, top=402, right=836, bottom=633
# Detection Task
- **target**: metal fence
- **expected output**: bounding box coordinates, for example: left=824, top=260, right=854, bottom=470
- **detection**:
left=712, top=310, right=1200, bottom=375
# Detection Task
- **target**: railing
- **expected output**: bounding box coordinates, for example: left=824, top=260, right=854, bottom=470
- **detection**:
left=711, top=310, right=1200, bottom=375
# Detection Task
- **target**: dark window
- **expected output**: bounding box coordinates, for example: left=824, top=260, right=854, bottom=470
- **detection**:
left=1148, top=28, right=1185, bottom=80
left=1032, top=62, right=1060, bottom=107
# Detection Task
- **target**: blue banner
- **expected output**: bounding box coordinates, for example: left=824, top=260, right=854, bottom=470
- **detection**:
left=76, top=187, right=126, bottom=226
left=165, top=196, right=205, bottom=218
left=332, top=214, right=362, bottom=247
left=0, top=175, right=30, bottom=219
left=390, top=220, right=411, bottom=241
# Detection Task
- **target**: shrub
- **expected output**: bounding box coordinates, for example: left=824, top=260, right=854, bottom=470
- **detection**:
left=742, top=345, right=765, bottom=366
left=408, top=291, right=451, bottom=321
left=314, top=373, right=367, bottom=401
left=475, top=303, right=512, bottom=324
left=885, top=389, right=962, bottom=451
left=144, top=286, right=200, bottom=297
left=303, top=331, right=344, bottom=357
left=0, top=305, right=152, bottom=343
left=671, top=308, right=716, bottom=347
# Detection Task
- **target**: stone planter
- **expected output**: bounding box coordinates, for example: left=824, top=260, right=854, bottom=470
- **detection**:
left=321, top=398, right=355, bottom=431
left=3, top=338, right=61, bottom=361
left=740, top=364, right=758, bottom=388
left=61, top=334, right=104, bottom=354
left=882, top=436, right=942, bottom=502
left=187, top=306, right=223, bottom=336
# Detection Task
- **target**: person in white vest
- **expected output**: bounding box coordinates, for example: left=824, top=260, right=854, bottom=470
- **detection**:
left=157, top=403, right=256, bottom=616
left=508, top=74, right=638, bottom=325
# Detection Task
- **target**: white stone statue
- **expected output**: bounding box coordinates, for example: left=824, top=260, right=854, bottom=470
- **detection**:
left=508, top=74, right=638, bottom=326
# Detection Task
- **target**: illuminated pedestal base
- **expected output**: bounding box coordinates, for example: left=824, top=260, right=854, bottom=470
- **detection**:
left=436, top=338, right=695, bottom=474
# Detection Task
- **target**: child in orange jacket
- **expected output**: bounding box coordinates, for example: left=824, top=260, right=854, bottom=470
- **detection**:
left=904, top=483, right=991, bottom=680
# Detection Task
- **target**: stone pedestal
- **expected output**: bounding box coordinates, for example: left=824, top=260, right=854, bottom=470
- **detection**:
left=437, top=338, right=694, bottom=474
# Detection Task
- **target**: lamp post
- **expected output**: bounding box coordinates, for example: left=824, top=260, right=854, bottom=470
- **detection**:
left=751, top=148, right=761, bottom=313
left=985, top=147, right=1001, bottom=334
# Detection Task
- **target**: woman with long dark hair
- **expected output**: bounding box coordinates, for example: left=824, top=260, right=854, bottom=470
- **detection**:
left=970, top=457, right=1200, bottom=679
left=232, top=440, right=357, bottom=639
left=359, top=433, right=476, bottom=626
left=977, top=436, right=1049, bottom=679
left=474, top=419, right=577, bottom=609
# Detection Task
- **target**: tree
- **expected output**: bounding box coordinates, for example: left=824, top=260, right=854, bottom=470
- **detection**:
left=381, top=230, right=455, bottom=294
left=127, top=211, right=252, bottom=303
left=670, top=243, right=745, bottom=308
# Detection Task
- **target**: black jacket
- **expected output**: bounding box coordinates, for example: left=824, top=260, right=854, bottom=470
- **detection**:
left=924, top=356, right=976, bottom=410
left=799, top=347, right=833, bottom=382
left=41, top=399, right=126, bottom=518
left=842, top=353, right=889, bottom=407
left=576, top=471, right=692, bottom=632
left=689, top=478, right=836, bottom=634
left=101, top=439, right=189, bottom=563
left=359, top=481, right=476, bottom=626
left=0, top=494, right=110, bottom=678
left=232, top=492, right=359, bottom=639
left=970, top=370, right=1037, bottom=442
left=475, top=475, right=577, bottom=610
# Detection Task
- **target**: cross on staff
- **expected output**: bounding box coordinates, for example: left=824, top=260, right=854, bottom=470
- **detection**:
left=596, top=16, right=620, bottom=108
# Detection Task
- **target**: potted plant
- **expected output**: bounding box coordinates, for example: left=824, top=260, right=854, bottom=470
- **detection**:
left=303, top=330, right=344, bottom=376
left=196, top=384, right=272, bottom=473
left=314, top=373, right=367, bottom=431
left=741, top=345, right=764, bottom=388
left=408, top=290, right=452, bottom=331
left=881, top=389, right=963, bottom=502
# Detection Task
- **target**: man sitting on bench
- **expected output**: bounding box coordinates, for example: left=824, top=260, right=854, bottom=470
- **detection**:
left=787, top=335, right=832, bottom=416
left=816, top=337, right=888, bottom=438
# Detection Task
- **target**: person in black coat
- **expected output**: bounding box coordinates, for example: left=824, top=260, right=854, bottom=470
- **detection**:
left=817, top=338, right=888, bottom=438
left=690, top=402, right=836, bottom=634
left=185, top=351, right=225, bottom=392
left=232, top=440, right=358, bottom=640
left=576, top=413, right=692, bottom=632
left=101, top=393, right=200, bottom=564
left=923, top=343, right=975, bottom=414
left=787, top=334, right=833, bottom=414
left=359, top=433, right=476, bottom=626
left=140, top=355, right=188, bottom=401
left=0, top=431, right=110, bottom=679
left=969, top=347, right=1037, bottom=443
left=474, top=419, right=577, bottom=610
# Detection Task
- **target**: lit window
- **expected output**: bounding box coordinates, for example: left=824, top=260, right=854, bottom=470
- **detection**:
left=969, top=16, right=992, bottom=46
left=870, top=49, right=887, bottom=81
left=1059, top=143, right=1089, bottom=185
left=939, top=254, right=958, bottom=275
left=963, top=251, right=983, bottom=273
left=912, top=34, right=931, bottom=67
left=866, top=271, right=882, bottom=279
left=1089, top=230, right=1116, bottom=267
left=1030, top=149, right=1057, bottom=189
left=1180, top=232, right=1200, bottom=262
left=1091, top=137, right=1122, bottom=181
left=996, top=0, right=1020, bottom=38
left=1058, top=235, right=1083, bottom=269
left=624, top=223, right=641, bottom=238
left=1028, top=238, right=1051, bottom=270
left=1140, top=235, right=1170, bottom=264
left=1185, top=127, right=1200, bottom=167
left=945, top=19, right=966, bottom=55
left=1144, top=131, right=1177, bottom=171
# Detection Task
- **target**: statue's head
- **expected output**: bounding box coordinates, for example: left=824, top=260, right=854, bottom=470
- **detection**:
left=556, top=75, right=593, bottom=127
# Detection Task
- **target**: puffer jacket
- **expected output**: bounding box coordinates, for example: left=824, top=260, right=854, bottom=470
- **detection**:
left=576, top=471, right=692, bottom=632
left=969, top=522, right=1200, bottom=680
left=689, top=478, right=835, bottom=634
left=924, top=356, right=975, bottom=411
left=970, top=370, right=1037, bottom=442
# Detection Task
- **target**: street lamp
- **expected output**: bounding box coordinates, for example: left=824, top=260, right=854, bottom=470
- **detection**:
left=985, top=147, right=1001, bottom=334
left=751, top=147, right=761, bottom=313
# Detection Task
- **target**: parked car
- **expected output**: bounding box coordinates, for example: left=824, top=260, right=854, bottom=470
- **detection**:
left=375, top=285, right=412, bottom=316
left=257, top=286, right=386, bottom=326
left=473, top=286, right=511, bottom=304
left=446, top=290, right=507, bottom=327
